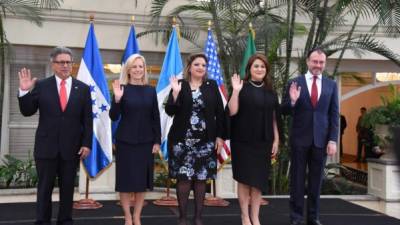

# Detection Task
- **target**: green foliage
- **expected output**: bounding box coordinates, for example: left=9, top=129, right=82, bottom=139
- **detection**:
left=321, top=163, right=366, bottom=195
left=146, top=0, right=400, bottom=195
left=0, top=153, right=37, bottom=188
left=362, top=84, right=400, bottom=128
left=269, top=117, right=291, bottom=195
left=361, top=84, right=400, bottom=146
left=154, top=169, right=171, bottom=188
left=153, top=153, right=173, bottom=188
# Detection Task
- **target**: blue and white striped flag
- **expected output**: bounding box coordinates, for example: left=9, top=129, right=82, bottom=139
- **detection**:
left=156, top=27, right=183, bottom=161
left=112, top=24, right=140, bottom=143
left=77, top=23, right=112, bottom=178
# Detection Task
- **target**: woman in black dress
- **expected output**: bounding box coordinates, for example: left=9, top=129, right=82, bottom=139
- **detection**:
left=109, top=54, right=161, bottom=225
left=228, top=54, right=280, bottom=225
left=165, top=53, right=225, bottom=225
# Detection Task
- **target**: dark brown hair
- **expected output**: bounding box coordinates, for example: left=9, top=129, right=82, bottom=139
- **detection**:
left=183, top=53, right=208, bottom=81
left=243, top=53, right=273, bottom=90
left=307, top=47, right=327, bottom=59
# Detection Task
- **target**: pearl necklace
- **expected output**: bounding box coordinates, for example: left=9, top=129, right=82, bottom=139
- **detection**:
left=249, top=80, right=264, bottom=88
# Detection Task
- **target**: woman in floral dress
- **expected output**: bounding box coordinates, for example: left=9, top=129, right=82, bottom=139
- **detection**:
left=165, top=53, right=225, bottom=225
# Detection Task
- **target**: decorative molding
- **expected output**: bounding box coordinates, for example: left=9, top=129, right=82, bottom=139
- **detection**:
left=341, top=80, right=400, bottom=101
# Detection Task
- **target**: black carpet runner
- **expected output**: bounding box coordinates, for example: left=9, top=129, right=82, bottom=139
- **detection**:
left=0, top=198, right=398, bottom=225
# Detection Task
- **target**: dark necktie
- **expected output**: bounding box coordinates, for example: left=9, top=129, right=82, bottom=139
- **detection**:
left=311, top=75, right=318, bottom=108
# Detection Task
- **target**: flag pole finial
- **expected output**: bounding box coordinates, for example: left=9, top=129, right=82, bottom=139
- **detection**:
left=131, top=16, right=135, bottom=23
left=172, top=17, right=177, bottom=26
left=89, top=15, right=94, bottom=23
left=208, top=20, right=212, bottom=30
left=249, top=22, right=253, bottom=28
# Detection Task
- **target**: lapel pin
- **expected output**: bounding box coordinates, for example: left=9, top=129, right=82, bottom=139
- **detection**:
left=74, top=86, right=78, bottom=89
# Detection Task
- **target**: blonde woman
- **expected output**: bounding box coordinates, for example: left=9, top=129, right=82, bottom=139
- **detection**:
left=109, top=54, right=161, bottom=225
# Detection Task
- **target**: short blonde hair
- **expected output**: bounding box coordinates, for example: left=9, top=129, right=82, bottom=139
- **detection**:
left=120, top=54, right=148, bottom=85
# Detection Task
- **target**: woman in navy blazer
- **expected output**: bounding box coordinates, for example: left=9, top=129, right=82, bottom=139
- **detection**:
left=109, top=54, right=161, bottom=225
left=165, top=53, right=225, bottom=225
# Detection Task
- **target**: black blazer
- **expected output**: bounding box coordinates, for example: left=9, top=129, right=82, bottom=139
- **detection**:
left=230, top=83, right=280, bottom=143
left=18, top=76, right=93, bottom=160
left=109, top=84, right=161, bottom=145
left=165, top=79, right=225, bottom=143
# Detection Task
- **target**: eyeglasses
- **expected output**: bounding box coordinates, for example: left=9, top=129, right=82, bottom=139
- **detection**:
left=53, top=61, right=73, bottom=66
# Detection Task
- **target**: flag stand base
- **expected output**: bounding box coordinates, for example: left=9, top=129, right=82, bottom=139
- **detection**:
left=204, top=196, right=230, bottom=207
left=153, top=179, right=178, bottom=206
left=261, top=198, right=269, bottom=205
left=74, top=176, right=102, bottom=209
left=204, top=179, right=229, bottom=207
left=73, top=199, right=103, bottom=209
left=153, top=196, right=178, bottom=206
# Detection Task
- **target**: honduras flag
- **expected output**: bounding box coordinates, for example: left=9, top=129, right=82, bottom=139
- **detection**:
left=112, top=25, right=140, bottom=143
left=156, top=27, right=183, bottom=161
left=77, top=23, right=112, bottom=178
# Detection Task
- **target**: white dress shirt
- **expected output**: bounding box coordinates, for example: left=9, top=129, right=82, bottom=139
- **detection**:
left=55, top=75, right=72, bottom=101
left=19, top=75, right=72, bottom=101
left=305, top=70, right=322, bottom=100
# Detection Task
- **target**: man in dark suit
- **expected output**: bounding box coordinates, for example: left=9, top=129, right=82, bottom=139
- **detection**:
left=18, top=47, right=93, bottom=225
left=282, top=48, right=339, bottom=225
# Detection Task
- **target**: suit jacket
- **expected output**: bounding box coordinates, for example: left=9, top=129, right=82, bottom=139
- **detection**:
left=109, top=84, right=161, bottom=145
left=281, top=75, right=339, bottom=148
left=165, top=79, right=225, bottom=143
left=18, top=75, right=93, bottom=160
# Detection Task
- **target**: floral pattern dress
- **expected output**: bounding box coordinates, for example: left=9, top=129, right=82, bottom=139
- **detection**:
left=169, top=89, right=217, bottom=180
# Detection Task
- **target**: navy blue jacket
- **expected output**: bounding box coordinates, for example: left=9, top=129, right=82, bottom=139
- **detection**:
left=281, top=75, right=339, bottom=148
left=109, top=84, right=161, bottom=145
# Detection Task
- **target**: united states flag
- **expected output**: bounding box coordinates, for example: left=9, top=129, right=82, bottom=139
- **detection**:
left=204, top=29, right=231, bottom=165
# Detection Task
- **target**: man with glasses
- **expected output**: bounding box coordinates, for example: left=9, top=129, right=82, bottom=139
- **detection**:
left=282, top=48, right=339, bottom=225
left=18, top=46, right=93, bottom=225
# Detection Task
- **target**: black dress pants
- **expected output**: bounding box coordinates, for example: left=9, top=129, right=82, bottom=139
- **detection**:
left=35, top=156, right=78, bottom=225
left=289, top=144, right=327, bottom=223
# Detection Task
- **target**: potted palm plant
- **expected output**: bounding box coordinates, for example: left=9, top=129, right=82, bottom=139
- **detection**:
left=361, top=84, right=400, bottom=160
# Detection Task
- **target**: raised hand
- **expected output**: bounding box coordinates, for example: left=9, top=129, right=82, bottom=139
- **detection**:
left=112, top=80, right=124, bottom=103
left=18, top=68, right=37, bottom=91
left=231, top=74, right=243, bottom=92
left=169, top=76, right=181, bottom=94
left=289, top=81, right=301, bottom=105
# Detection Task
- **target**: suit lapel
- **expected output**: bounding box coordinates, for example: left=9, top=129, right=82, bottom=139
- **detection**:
left=200, top=80, right=211, bottom=104
left=316, top=76, right=328, bottom=108
left=298, top=75, right=313, bottom=108
left=65, top=79, right=79, bottom=112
